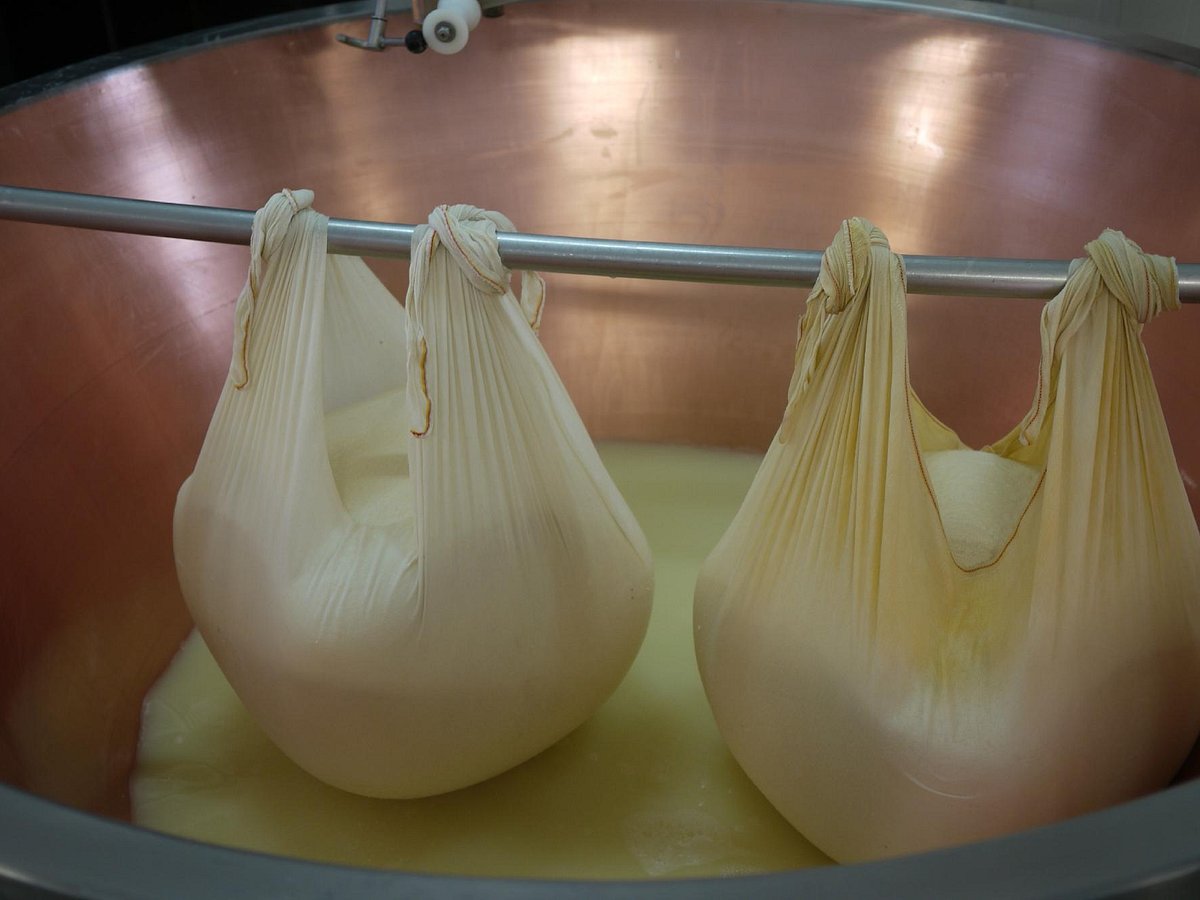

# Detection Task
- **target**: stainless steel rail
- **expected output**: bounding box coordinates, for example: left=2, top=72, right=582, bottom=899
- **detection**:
left=3, top=185, right=1198, bottom=301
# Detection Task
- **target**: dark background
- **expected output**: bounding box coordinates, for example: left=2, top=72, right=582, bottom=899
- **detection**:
left=0, top=1, right=333, bottom=87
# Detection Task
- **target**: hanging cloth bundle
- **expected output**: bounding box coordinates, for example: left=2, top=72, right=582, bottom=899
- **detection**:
left=174, top=192, right=653, bottom=798
left=694, top=218, right=1200, bottom=861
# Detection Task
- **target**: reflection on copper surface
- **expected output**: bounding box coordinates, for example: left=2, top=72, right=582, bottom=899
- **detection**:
left=878, top=32, right=985, bottom=268
left=892, top=36, right=985, bottom=164
left=0, top=0, right=1198, bottom=819
left=538, top=28, right=670, bottom=238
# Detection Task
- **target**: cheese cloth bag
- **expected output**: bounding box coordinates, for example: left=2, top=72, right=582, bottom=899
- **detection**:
left=694, top=218, right=1200, bottom=861
left=174, top=191, right=653, bottom=798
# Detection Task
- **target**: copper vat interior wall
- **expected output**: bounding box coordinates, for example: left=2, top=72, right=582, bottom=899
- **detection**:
left=0, top=0, right=1198, bottom=825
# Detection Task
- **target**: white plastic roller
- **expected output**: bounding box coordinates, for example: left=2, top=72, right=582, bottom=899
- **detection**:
left=423, top=0, right=482, bottom=55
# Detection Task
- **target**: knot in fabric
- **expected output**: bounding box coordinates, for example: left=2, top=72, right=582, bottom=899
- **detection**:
left=782, top=219, right=897, bottom=443
left=1084, top=229, right=1178, bottom=325
left=233, top=188, right=315, bottom=390
left=1018, top=228, right=1177, bottom=445
left=425, top=204, right=516, bottom=295
left=406, top=205, right=547, bottom=438
left=248, top=189, right=315, bottom=300
left=814, top=217, right=889, bottom=313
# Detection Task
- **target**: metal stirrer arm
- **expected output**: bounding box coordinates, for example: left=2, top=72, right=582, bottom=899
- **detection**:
left=1, top=185, right=1197, bottom=301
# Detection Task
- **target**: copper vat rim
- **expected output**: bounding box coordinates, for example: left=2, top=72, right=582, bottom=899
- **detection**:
left=0, top=0, right=1198, bottom=117
left=2, top=2, right=1199, bottom=897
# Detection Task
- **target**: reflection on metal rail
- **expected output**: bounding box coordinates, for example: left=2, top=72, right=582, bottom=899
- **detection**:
left=1, top=185, right=1198, bottom=301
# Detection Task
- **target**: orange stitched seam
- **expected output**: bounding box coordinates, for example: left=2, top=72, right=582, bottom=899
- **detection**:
left=410, top=336, right=431, bottom=437
left=1142, top=265, right=1151, bottom=321
left=529, top=285, right=545, bottom=332
left=233, top=283, right=256, bottom=390
left=407, top=233, right=440, bottom=434
left=441, top=207, right=505, bottom=293
left=844, top=221, right=856, bottom=298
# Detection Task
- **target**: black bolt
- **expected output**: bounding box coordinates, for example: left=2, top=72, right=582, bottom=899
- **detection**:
left=404, top=28, right=428, bottom=53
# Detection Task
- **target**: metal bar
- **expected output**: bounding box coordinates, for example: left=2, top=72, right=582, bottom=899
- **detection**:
left=2, top=185, right=1198, bottom=301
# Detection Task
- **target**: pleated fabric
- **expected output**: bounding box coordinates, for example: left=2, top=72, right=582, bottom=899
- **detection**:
left=175, top=194, right=652, bottom=798
left=694, top=219, right=1200, bottom=861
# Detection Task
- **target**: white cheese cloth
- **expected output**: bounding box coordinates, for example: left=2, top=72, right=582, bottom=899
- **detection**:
left=694, top=218, right=1200, bottom=861
left=175, top=192, right=653, bottom=798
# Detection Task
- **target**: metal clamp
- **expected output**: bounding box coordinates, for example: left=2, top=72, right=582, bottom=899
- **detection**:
left=337, top=0, right=503, bottom=55
left=336, top=0, right=423, bottom=52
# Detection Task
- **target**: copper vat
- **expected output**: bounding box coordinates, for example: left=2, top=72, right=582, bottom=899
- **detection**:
left=1, top=1, right=1198, bottom=896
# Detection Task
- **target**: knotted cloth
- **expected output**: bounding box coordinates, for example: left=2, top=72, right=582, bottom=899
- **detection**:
left=176, top=192, right=652, bottom=799
left=696, top=220, right=1200, bottom=862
